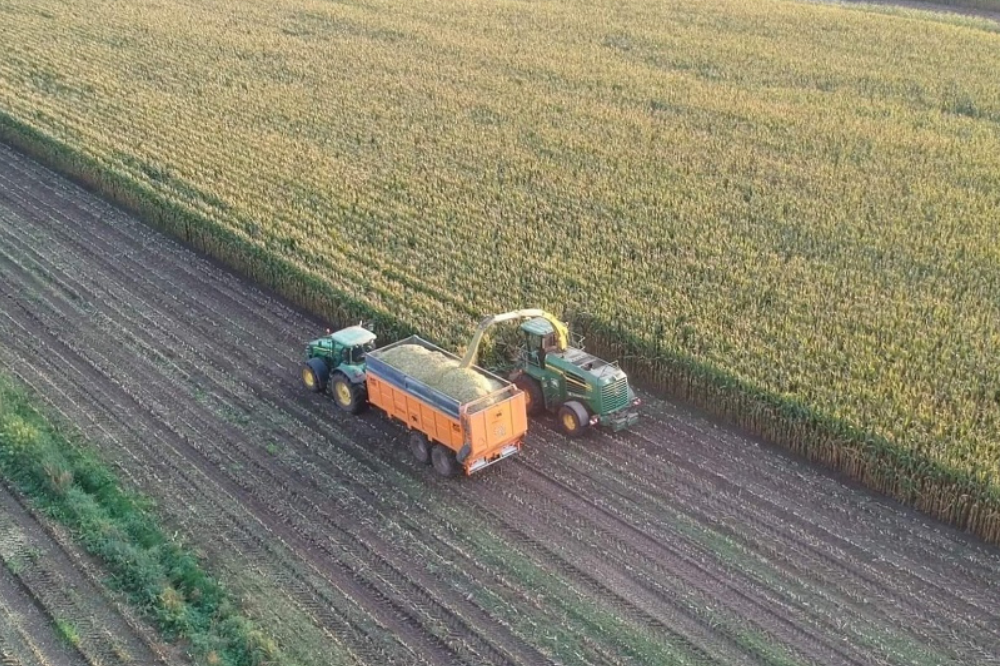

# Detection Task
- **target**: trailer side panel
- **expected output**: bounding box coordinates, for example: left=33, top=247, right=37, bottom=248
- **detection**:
left=366, top=375, right=464, bottom=449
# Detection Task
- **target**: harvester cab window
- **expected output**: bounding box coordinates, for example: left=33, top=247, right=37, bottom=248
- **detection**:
left=535, top=332, right=558, bottom=367
left=531, top=334, right=548, bottom=367
left=523, top=332, right=544, bottom=368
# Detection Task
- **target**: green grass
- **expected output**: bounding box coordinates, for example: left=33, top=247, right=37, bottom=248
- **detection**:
left=0, top=376, right=291, bottom=666
left=54, top=618, right=81, bottom=648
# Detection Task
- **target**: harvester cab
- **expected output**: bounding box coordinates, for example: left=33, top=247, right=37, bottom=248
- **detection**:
left=521, top=318, right=561, bottom=368
left=301, top=325, right=375, bottom=414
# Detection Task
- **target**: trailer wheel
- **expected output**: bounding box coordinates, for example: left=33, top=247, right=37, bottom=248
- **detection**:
left=513, top=374, right=544, bottom=416
left=409, top=432, right=432, bottom=465
left=558, top=401, right=589, bottom=438
left=431, top=445, right=461, bottom=478
left=331, top=373, right=367, bottom=414
left=302, top=358, right=329, bottom=393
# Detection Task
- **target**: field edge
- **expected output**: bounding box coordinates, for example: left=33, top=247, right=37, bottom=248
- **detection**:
left=1, top=110, right=997, bottom=548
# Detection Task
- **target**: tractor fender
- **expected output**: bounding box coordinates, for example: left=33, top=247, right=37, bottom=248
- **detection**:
left=339, top=365, right=367, bottom=384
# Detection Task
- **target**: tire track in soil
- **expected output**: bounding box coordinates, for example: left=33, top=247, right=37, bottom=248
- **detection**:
left=507, top=466, right=864, bottom=666
left=0, top=592, right=48, bottom=666
left=2, top=142, right=1000, bottom=665
left=517, top=412, right=999, bottom=664
left=0, top=570, right=83, bottom=666
left=0, top=482, right=177, bottom=666
left=520, top=416, right=997, bottom=662
left=620, top=416, right=1000, bottom=629
left=632, top=402, right=1000, bottom=597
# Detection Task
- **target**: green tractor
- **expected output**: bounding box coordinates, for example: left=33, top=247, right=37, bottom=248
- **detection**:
left=301, top=325, right=376, bottom=414
left=459, top=309, right=640, bottom=438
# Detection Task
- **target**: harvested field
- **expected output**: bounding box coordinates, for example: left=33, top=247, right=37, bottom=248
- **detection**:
left=1, top=144, right=999, bottom=665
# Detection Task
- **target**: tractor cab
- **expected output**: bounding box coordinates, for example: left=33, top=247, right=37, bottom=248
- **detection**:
left=336, top=328, right=376, bottom=365
left=306, top=326, right=375, bottom=367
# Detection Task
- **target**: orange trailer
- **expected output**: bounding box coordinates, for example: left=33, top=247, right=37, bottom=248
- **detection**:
left=364, top=336, right=527, bottom=477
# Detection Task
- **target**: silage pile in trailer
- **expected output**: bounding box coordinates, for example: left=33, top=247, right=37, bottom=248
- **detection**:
left=379, top=344, right=503, bottom=403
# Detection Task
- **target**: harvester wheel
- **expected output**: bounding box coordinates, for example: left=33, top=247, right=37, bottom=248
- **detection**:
left=409, top=432, right=432, bottom=465
left=330, top=373, right=367, bottom=414
left=558, top=401, right=589, bottom=438
left=302, top=358, right=329, bottom=393
left=431, top=445, right=461, bottom=478
left=513, top=374, right=544, bottom=416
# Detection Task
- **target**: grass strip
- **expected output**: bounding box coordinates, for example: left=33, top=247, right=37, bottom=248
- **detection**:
left=0, top=375, right=291, bottom=666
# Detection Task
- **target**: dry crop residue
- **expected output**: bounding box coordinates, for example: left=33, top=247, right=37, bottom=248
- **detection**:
left=377, top=344, right=502, bottom=403
left=0, top=143, right=998, bottom=665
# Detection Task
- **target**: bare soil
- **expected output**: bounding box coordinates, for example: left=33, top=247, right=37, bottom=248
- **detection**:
left=0, top=142, right=998, bottom=665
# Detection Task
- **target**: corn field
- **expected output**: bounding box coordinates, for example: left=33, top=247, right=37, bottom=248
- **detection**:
left=0, top=0, right=998, bottom=542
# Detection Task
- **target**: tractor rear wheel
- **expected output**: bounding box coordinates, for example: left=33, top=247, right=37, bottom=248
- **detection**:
left=330, top=373, right=367, bottom=414
left=302, top=358, right=329, bottom=393
left=558, top=401, right=590, bottom=438
left=513, top=374, right=544, bottom=416
left=409, top=432, right=432, bottom=465
left=431, top=445, right=461, bottom=478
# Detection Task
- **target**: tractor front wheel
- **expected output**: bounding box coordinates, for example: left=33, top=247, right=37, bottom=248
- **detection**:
left=558, top=401, right=590, bottom=438
left=302, top=358, right=330, bottom=393
left=431, top=445, right=461, bottom=478
left=513, top=374, right=544, bottom=416
left=331, top=373, right=367, bottom=414
left=409, top=432, right=432, bottom=465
